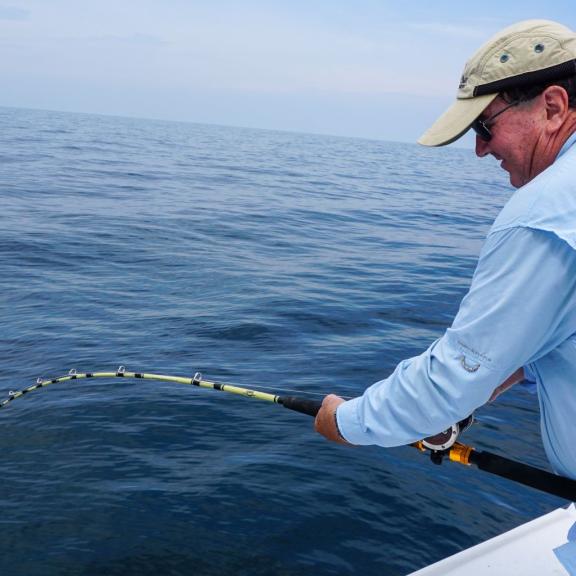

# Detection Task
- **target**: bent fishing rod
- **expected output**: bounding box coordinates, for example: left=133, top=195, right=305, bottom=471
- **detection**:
left=2, top=367, right=575, bottom=502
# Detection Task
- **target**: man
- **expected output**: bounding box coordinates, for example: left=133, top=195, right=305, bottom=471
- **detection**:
left=315, top=20, right=576, bottom=480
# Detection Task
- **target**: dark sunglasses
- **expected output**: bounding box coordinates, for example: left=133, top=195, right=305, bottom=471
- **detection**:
left=471, top=100, right=519, bottom=142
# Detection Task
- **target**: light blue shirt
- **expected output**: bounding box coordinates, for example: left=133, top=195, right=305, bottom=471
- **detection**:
left=337, top=133, right=576, bottom=479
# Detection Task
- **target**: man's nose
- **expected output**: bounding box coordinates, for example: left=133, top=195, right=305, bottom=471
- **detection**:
left=475, top=134, right=491, bottom=157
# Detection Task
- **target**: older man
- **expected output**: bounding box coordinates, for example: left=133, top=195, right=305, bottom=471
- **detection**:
left=315, top=20, right=576, bottom=480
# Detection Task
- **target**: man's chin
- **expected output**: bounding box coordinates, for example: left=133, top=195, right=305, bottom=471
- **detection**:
left=505, top=167, right=524, bottom=189
left=509, top=176, right=523, bottom=189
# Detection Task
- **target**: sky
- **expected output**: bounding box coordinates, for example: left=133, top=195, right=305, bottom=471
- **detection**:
left=2, top=1, right=576, bottom=144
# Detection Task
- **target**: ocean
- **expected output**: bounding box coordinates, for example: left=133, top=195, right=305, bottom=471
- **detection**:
left=0, top=106, right=564, bottom=575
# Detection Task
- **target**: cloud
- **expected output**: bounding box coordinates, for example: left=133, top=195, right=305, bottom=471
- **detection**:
left=0, top=5, right=30, bottom=20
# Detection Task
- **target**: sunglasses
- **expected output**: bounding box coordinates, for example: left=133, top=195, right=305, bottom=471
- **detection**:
left=471, top=100, right=519, bottom=142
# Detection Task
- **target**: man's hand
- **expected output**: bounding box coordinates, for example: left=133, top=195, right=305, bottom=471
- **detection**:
left=489, top=367, right=525, bottom=402
left=314, top=394, right=353, bottom=445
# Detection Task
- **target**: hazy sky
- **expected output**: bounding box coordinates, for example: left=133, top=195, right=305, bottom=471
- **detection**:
left=2, top=1, right=576, bottom=143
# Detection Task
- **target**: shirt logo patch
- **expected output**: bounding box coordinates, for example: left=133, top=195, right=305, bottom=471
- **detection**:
left=460, top=355, right=480, bottom=373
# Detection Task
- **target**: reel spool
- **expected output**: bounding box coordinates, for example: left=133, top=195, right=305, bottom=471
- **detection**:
left=422, top=414, right=475, bottom=463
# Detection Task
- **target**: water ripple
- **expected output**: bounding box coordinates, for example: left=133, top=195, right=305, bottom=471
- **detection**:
left=0, top=106, right=555, bottom=576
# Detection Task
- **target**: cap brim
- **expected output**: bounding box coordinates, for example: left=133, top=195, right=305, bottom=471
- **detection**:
left=418, top=93, right=498, bottom=147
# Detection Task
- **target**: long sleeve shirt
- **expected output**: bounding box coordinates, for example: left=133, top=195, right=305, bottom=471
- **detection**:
left=337, top=133, right=576, bottom=480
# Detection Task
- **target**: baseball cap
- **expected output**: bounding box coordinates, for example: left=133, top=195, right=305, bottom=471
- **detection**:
left=418, top=20, right=576, bottom=147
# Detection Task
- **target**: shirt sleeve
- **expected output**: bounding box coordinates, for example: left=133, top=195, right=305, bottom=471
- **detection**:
left=336, top=227, right=576, bottom=447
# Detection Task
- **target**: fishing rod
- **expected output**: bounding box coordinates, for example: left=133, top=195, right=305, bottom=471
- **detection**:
left=0, top=367, right=323, bottom=416
left=2, top=367, right=575, bottom=501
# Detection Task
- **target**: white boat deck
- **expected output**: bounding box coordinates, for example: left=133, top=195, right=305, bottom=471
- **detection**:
left=408, top=504, right=576, bottom=576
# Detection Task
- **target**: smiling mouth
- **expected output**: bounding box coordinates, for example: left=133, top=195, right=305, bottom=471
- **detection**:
left=496, top=157, right=508, bottom=171
left=490, top=153, right=509, bottom=172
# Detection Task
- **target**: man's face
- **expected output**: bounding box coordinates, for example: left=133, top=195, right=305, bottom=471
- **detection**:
left=474, top=95, right=547, bottom=188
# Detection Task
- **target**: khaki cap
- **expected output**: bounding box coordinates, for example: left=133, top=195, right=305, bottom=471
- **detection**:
left=418, top=19, right=576, bottom=146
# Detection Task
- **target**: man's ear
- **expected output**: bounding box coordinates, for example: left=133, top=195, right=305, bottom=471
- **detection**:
left=543, top=85, right=570, bottom=133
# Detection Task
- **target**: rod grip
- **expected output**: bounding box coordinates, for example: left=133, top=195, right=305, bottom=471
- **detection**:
left=280, top=396, right=322, bottom=417
left=470, top=450, right=576, bottom=501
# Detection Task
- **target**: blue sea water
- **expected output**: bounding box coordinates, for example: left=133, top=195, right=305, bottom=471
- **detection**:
left=0, top=106, right=566, bottom=575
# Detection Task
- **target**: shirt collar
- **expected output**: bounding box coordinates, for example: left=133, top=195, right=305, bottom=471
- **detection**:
left=558, top=131, right=576, bottom=159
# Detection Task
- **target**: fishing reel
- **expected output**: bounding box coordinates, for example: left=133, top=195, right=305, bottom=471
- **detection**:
left=421, top=414, right=474, bottom=465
